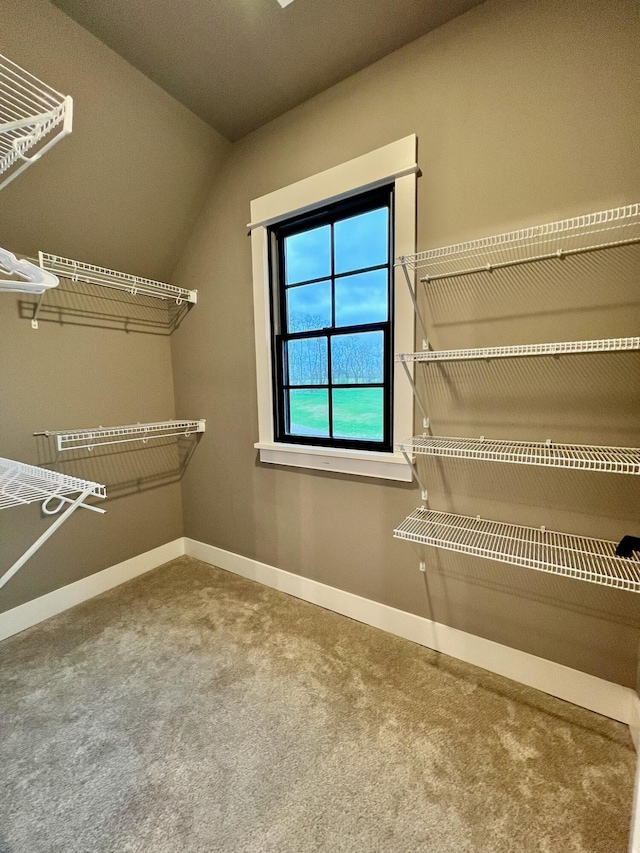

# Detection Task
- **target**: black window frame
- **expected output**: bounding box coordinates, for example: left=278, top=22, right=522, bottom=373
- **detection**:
left=268, top=185, right=395, bottom=453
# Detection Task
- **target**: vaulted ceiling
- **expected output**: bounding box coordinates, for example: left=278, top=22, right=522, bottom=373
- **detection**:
left=51, top=0, right=485, bottom=140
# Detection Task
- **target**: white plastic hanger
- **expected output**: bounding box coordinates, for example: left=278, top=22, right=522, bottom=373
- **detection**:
left=0, top=246, right=59, bottom=294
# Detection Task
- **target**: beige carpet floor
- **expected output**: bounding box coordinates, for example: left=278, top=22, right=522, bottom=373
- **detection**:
left=0, top=556, right=635, bottom=852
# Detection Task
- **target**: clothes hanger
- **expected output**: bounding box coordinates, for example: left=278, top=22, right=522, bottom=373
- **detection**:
left=0, top=246, right=59, bottom=293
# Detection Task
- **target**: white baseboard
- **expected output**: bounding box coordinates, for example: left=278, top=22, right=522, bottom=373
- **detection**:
left=630, top=692, right=640, bottom=751
left=0, top=538, right=186, bottom=643
left=185, top=537, right=638, bottom=730
left=630, top=754, right=640, bottom=853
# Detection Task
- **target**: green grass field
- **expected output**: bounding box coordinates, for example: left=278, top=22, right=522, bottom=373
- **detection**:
left=289, top=388, right=383, bottom=441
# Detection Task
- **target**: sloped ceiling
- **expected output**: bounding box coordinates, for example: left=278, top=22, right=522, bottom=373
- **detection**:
left=51, top=0, right=485, bottom=140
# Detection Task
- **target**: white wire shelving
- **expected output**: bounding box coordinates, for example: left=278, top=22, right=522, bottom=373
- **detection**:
left=30, top=253, right=198, bottom=330
left=0, top=53, right=73, bottom=190
left=395, top=334, right=640, bottom=443
left=393, top=507, right=640, bottom=593
left=38, top=253, right=197, bottom=304
left=0, top=246, right=59, bottom=294
left=397, top=203, right=640, bottom=282
left=0, top=457, right=106, bottom=590
left=397, top=435, right=640, bottom=475
left=36, top=419, right=206, bottom=452
left=396, top=336, right=640, bottom=364
left=0, top=458, right=106, bottom=509
left=393, top=201, right=640, bottom=594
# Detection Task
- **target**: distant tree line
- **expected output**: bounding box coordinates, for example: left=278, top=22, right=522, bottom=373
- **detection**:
left=288, top=312, right=381, bottom=385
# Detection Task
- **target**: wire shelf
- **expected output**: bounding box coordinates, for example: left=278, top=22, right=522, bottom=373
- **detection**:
left=396, top=336, right=640, bottom=363
left=394, top=508, right=640, bottom=592
left=37, top=419, right=206, bottom=452
left=38, top=253, right=197, bottom=305
left=0, top=457, right=105, bottom=510
left=0, top=457, right=106, bottom=590
left=396, top=203, right=640, bottom=281
left=0, top=53, right=73, bottom=190
left=397, top=435, right=640, bottom=475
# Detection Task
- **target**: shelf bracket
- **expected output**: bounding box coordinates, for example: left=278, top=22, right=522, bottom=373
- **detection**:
left=399, top=260, right=430, bottom=350
left=400, top=360, right=431, bottom=430
left=400, top=447, right=428, bottom=502
left=0, top=488, right=105, bottom=590
left=31, top=290, right=47, bottom=329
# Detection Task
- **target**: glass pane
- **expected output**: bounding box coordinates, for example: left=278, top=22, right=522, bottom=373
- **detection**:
left=286, top=337, right=328, bottom=385
left=335, top=269, right=387, bottom=327
left=285, top=225, right=331, bottom=285
left=334, top=207, right=388, bottom=275
left=331, top=331, right=383, bottom=384
left=332, top=388, right=384, bottom=442
left=288, top=389, right=329, bottom=437
left=286, top=281, right=331, bottom=333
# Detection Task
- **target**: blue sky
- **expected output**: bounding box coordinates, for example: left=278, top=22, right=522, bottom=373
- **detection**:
left=285, top=206, right=389, bottom=333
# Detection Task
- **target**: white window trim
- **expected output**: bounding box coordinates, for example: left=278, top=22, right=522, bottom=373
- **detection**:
left=250, top=135, right=417, bottom=482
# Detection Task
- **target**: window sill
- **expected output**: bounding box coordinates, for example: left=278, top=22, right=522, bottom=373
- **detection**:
left=255, top=442, right=413, bottom=482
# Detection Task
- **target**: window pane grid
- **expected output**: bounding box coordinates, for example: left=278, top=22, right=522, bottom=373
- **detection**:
left=272, top=188, right=393, bottom=450
left=282, top=320, right=389, bottom=342
left=327, top=234, right=334, bottom=433
left=282, top=384, right=386, bottom=390
left=329, top=217, right=336, bottom=347
left=285, top=261, right=389, bottom=290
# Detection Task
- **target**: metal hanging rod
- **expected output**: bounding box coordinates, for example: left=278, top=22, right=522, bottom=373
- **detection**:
left=393, top=507, right=640, bottom=593
left=396, top=336, right=640, bottom=363
left=397, top=435, right=640, bottom=475
left=0, top=246, right=59, bottom=294
left=397, top=203, right=640, bottom=282
left=0, top=457, right=105, bottom=590
left=36, top=419, right=206, bottom=452
left=38, top=253, right=197, bottom=305
left=0, top=53, right=73, bottom=190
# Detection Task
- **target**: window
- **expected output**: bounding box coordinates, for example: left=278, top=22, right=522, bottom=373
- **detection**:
left=270, top=187, right=393, bottom=451
left=250, top=135, right=417, bottom=481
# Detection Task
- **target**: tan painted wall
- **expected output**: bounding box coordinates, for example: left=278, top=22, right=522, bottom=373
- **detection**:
left=171, top=0, right=640, bottom=686
left=0, top=0, right=230, bottom=611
